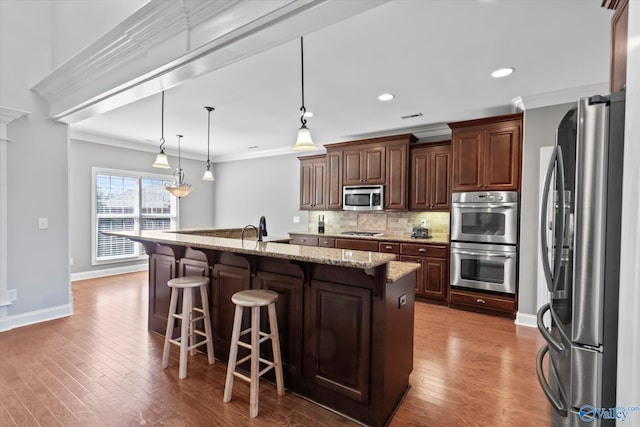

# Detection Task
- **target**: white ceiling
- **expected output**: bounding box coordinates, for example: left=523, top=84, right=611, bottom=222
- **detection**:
left=70, top=0, right=612, bottom=162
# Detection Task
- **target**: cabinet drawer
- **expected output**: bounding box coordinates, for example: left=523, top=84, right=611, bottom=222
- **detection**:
left=378, top=242, right=400, bottom=254
left=318, top=237, right=336, bottom=248
left=449, top=289, right=516, bottom=313
left=400, top=243, right=447, bottom=258
left=335, top=239, right=380, bottom=252
left=290, top=235, right=319, bottom=246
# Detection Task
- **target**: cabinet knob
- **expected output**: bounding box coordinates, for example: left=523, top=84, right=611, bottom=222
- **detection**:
left=301, top=239, right=305, bottom=242
left=385, top=246, right=393, bottom=250
left=418, top=248, right=426, bottom=253
left=476, top=298, right=486, bottom=304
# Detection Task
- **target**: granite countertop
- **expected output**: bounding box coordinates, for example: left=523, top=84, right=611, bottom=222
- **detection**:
left=289, top=230, right=450, bottom=245
left=111, top=230, right=397, bottom=270
left=387, top=260, right=421, bottom=283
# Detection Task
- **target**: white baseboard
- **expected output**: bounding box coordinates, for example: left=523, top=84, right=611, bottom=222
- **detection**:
left=514, top=312, right=537, bottom=328
left=71, top=263, right=148, bottom=281
left=0, top=302, right=73, bottom=332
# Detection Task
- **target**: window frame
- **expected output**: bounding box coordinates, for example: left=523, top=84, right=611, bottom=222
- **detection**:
left=91, top=167, right=179, bottom=265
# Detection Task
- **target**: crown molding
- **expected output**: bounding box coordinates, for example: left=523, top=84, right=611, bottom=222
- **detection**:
left=0, top=106, right=31, bottom=142
left=511, top=82, right=609, bottom=111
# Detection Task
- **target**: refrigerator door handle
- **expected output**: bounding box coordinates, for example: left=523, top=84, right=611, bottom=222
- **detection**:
left=540, top=145, right=566, bottom=292
left=536, top=345, right=568, bottom=417
left=536, top=303, right=565, bottom=353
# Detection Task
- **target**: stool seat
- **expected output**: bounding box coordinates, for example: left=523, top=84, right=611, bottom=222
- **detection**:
left=168, top=276, right=209, bottom=288
left=162, top=275, right=214, bottom=379
left=231, top=289, right=278, bottom=307
left=224, top=289, right=284, bottom=418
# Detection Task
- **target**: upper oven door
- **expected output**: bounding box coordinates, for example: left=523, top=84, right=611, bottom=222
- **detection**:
left=451, top=192, right=519, bottom=244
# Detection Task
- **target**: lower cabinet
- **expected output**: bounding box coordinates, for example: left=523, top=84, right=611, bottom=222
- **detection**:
left=304, top=280, right=371, bottom=403
left=148, top=251, right=177, bottom=334
left=449, top=288, right=517, bottom=318
left=400, top=243, right=448, bottom=302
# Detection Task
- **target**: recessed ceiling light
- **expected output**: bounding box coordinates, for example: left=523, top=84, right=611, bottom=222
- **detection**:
left=303, top=111, right=314, bottom=118
left=378, top=93, right=395, bottom=101
left=491, top=67, right=515, bottom=78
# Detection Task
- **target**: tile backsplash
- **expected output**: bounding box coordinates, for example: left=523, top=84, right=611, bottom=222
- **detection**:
left=310, top=211, right=450, bottom=237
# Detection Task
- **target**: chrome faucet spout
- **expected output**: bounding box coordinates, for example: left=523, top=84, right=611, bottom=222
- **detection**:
left=241, top=224, right=258, bottom=241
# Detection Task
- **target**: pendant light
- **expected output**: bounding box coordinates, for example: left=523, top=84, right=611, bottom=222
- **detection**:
left=166, top=135, right=193, bottom=198
left=202, top=106, right=215, bottom=181
left=152, top=91, right=171, bottom=168
left=293, top=37, right=316, bottom=151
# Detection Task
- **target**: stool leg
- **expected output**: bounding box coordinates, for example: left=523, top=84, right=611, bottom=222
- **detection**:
left=223, top=305, right=244, bottom=402
left=162, top=286, right=179, bottom=370
left=199, top=284, right=215, bottom=364
left=178, top=287, right=191, bottom=379
left=250, top=306, right=260, bottom=418
left=267, top=303, right=285, bottom=396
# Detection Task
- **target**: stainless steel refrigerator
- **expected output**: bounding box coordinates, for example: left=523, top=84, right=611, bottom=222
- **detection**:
left=536, top=92, right=625, bottom=426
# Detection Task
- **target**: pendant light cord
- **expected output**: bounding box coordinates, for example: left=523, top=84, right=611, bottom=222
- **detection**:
left=160, top=91, right=166, bottom=150
left=300, top=37, right=307, bottom=127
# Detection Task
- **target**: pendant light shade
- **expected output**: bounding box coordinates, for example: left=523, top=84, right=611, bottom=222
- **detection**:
left=202, top=106, right=215, bottom=181
left=166, top=135, right=193, bottom=198
left=152, top=91, right=172, bottom=168
left=293, top=37, right=317, bottom=151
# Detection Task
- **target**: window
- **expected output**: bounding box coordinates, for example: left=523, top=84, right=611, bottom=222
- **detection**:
left=92, top=167, right=178, bottom=265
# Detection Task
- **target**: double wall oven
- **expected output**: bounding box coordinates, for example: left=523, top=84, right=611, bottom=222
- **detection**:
left=450, top=191, right=519, bottom=295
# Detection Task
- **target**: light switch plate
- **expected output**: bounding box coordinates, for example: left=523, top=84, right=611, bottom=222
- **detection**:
left=293, top=216, right=300, bottom=223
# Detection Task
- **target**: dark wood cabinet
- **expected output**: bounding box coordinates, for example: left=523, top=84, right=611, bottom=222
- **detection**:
left=343, top=144, right=386, bottom=185
left=400, top=243, right=448, bottom=302
left=449, top=113, right=522, bottom=191
left=289, top=234, right=319, bottom=246
left=211, top=262, right=250, bottom=359
left=254, top=271, right=303, bottom=384
left=449, top=288, right=516, bottom=319
left=385, top=142, right=409, bottom=210
left=148, top=250, right=177, bottom=334
left=326, top=150, right=343, bottom=209
left=409, top=142, right=451, bottom=211
left=335, top=238, right=380, bottom=252
left=299, top=155, right=326, bottom=210
left=604, top=0, right=628, bottom=92
left=304, top=280, right=371, bottom=403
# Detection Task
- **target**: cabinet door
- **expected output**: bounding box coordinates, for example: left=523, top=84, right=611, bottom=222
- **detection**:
left=430, top=145, right=451, bottom=210
left=211, top=264, right=250, bottom=359
left=423, top=257, right=448, bottom=300
left=335, top=238, right=380, bottom=252
left=385, top=143, right=408, bottom=210
left=452, top=129, right=483, bottom=191
left=148, top=253, right=176, bottom=335
left=362, top=146, right=385, bottom=184
left=312, top=160, right=326, bottom=209
left=610, top=0, right=628, bottom=92
left=400, top=255, right=424, bottom=295
left=254, top=272, right=303, bottom=383
left=300, top=160, right=314, bottom=209
left=343, top=149, right=363, bottom=185
left=304, top=280, right=371, bottom=403
left=326, top=151, right=343, bottom=209
left=483, top=123, right=520, bottom=190
left=409, top=147, right=432, bottom=210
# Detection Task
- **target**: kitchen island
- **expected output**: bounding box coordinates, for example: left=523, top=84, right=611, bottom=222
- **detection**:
left=112, top=229, right=419, bottom=427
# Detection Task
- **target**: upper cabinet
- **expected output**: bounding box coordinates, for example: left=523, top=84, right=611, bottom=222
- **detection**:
left=449, top=113, right=523, bottom=192
left=343, top=144, right=386, bottom=185
left=299, top=154, right=326, bottom=210
left=385, top=140, right=409, bottom=210
left=409, top=142, right=451, bottom=211
left=603, top=0, right=628, bottom=92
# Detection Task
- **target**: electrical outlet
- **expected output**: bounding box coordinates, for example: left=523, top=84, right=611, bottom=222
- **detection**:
left=420, top=220, right=426, bottom=227
left=293, top=216, right=300, bottom=224
left=398, top=293, right=407, bottom=308
left=38, top=217, right=48, bottom=229
left=7, top=289, right=17, bottom=302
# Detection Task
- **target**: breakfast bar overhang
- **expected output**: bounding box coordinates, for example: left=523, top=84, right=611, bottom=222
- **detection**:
left=112, top=230, right=419, bottom=427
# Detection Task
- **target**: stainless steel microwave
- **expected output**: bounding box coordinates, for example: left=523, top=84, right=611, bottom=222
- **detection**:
left=343, top=185, right=384, bottom=211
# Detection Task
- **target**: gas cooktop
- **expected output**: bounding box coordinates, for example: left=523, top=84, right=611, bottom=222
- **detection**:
left=341, top=231, right=384, bottom=237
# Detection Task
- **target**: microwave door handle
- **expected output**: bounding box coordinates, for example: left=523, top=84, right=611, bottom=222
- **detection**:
left=453, top=250, right=513, bottom=259
left=536, top=344, right=568, bottom=417
left=540, top=145, right=558, bottom=292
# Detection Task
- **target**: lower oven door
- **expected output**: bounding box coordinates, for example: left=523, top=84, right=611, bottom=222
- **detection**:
left=450, top=241, right=517, bottom=294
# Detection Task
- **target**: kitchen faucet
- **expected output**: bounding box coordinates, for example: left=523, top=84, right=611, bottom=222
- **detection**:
left=258, top=216, right=268, bottom=242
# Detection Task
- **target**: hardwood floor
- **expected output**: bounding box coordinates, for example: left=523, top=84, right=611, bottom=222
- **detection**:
left=0, top=272, right=550, bottom=426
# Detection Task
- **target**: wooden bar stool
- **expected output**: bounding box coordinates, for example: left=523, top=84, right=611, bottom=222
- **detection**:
left=223, top=289, right=284, bottom=417
left=161, top=276, right=214, bottom=379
